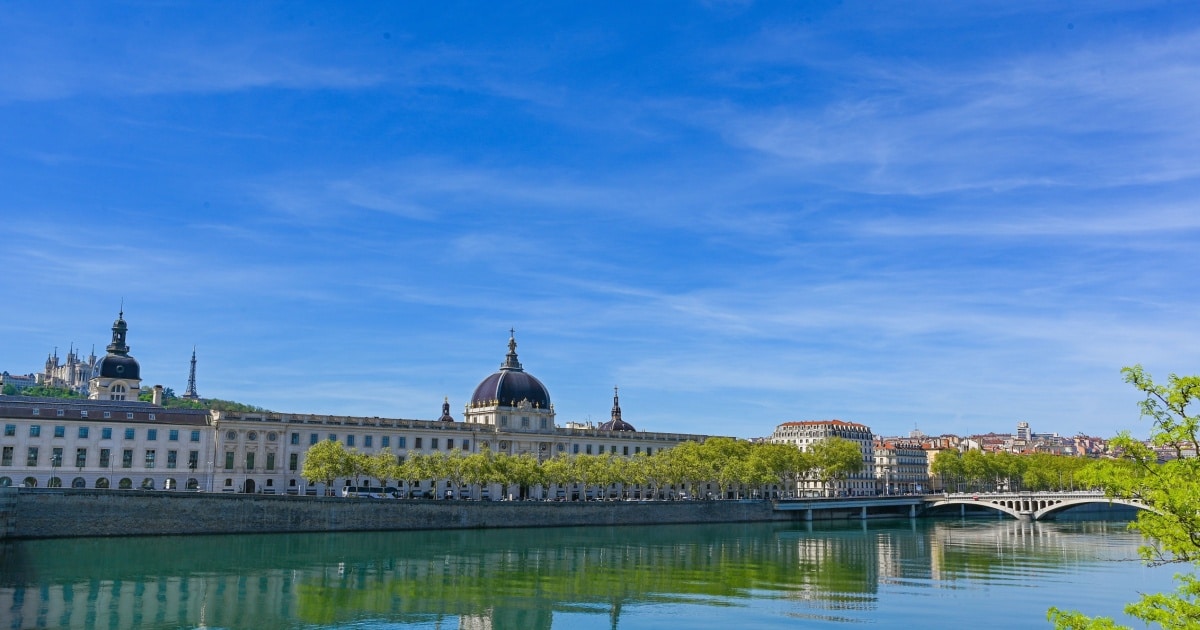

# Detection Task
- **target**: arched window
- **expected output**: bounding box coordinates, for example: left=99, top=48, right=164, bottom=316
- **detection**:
left=119, top=478, right=133, bottom=489
left=113, top=384, right=126, bottom=393
left=0, top=477, right=11, bottom=487
left=48, top=477, right=62, bottom=488
left=72, top=477, right=86, bottom=488
left=141, top=478, right=155, bottom=490
left=95, top=478, right=110, bottom=489
left=186, top=478, right=199, bottom=490
left=22, top=477, right=37, bottom=488
left=164, top=478, right=176, bottom=490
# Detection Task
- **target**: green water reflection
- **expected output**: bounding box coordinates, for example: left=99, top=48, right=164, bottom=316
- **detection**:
left=0, top=519, right=1174, bottom=629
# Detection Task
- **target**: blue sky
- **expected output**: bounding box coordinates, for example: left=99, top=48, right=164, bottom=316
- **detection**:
left=2, top=2, right=1198, bottom=440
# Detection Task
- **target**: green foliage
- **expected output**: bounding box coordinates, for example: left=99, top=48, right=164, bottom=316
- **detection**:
left=1050, top=366, right=1200, bottom=629
left=18, top=385, right=83, bottom=399
left=301, top=439, right=350, bottom=496
left=809, top=437, right=865, bottom=496
left=2, top=384, right=17, bottom=395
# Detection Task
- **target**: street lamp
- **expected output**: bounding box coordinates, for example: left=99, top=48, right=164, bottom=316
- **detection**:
left=51, top=453, right=62, bottom=487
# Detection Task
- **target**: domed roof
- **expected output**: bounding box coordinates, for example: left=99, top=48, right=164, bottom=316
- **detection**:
left=597, top=386, right=636, bottom=432
left=469, top=333, right=551, bottom=409
left=97, top=354, right=140, bottom=380
left=97, top=308, right=139, bottom=380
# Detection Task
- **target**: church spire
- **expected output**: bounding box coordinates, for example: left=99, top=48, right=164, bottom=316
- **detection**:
left=500, top=328, right=523, bottom=371
left=183, top=346, right=200, bottom=400
left=611, top=386, right=623, bottom=424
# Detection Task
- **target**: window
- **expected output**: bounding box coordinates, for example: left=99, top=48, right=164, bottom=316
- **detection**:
left=447, top=439, right=454, bottom=450
left=124, top=428, right=135, bottom=440
left=573, top=444, right=580, bottom=454
left=3, top=424, right=14, bottom=436
left=167, top=450, right=177, bottom=469
left=103, top=412, right=111, bottom=419
left=431, top=438, right=438, bottom=450
left=247, top=432, right=257, bottom=441
left=364, top=435, right=373, bottom=448
left=29, top=425, right=41, bottom=437
left=646, top=447, right=653, bottom=455
left=147, top=429, right=158, bottom=441
left=586, top=444, right=593, bottom=455
left=126, top=413, right=134, bottom=420
left=610, top=445, right=617, bottom=454
left=75, top=448, right=86, bottom=467
left=328, top=434, right=337, bottom=442
left=224, top=452, right=234, bottom=470
left=102, top=427, right=113, bottom=439
left=290, top=433, right=299, bottom=445
left=56, top=409, right=64, bottom=417
left=1, top=447, right=12, bottom=466
left=80, top=411, right=87, bottom=418
left=309, top=433, right=318, bottom=445
left=414, top=437, right=422, bottom=449
left=500, top=417, right=508, bottom=427
left=245, top=452, right=255, bottom=470
left=145, top=450, right=156, bottom=468
left=462, top=440, right=470, bottom=450
left=267, top=432, right=277, bottom=442
left=521, top=417, right=530, bottom=428
left=148, top=413, right=155, bottom=421
left=540, top=418, right=548, bottom=429
left=99, top=449, right=111, bottom=468
left=190, top=430, right=200, bottom=442
left=78, top=427, right=89, bottom=439
left=32, top=408, right=40, bottom=416
left=397, top=437, right=406, bottom=449
left=346, top=435, right=355, bottom=447
left=169, top=430, right=179, bottom=441
left=381, top=436, right=390, bottom=448
left=623, top=446, right=629, bottom=456
left=266, top=453, right=275, bottom=471
left=26, top=447, right=38, bottom=466
left=289, top=453, right=298, bottom=472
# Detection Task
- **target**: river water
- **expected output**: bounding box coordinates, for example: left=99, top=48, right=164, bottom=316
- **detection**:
left=0, top=518, right=1178, bottom=629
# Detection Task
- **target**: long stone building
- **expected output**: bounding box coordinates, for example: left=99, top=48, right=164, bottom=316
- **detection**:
left=1, top=316, right=714, bottom=498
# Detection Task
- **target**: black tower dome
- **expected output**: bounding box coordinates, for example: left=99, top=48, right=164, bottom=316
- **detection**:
left=96, top=309, right=140, bottom=380
left=469, top=332, right=551, bottom=409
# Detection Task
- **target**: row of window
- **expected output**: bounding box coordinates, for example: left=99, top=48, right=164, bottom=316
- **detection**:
left=0, top=476, right=199, bottom=490
left=223, top=451, right=290, bottom=472
left=3, top=424, right=201, bottom=442
left=1, top=446, right=199, bottom=470
left=24, top=407, right=154, bottom=420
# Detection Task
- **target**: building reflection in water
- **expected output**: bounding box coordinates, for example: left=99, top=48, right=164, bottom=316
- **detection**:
left=0, top=519, right=1141, bottom=629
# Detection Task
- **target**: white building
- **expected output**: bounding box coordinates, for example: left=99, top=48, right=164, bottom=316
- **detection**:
left=769, top=420, right=875, bottom=497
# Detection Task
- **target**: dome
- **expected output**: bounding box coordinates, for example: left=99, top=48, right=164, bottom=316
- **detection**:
left=471, top=371, right=551, bottom=408
left=597, top=386, right=636, bottom=432
left=469, top=333, right=551, bottom=409
left=97, top=354, right=140, bottom=380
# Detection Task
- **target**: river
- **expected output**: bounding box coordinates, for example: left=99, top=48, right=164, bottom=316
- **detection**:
left=0, top=518, right=1178, bottom=629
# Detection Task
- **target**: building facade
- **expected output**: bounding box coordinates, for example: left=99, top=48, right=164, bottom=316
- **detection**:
left=872, top=439, right=928, bottom=494
left=769, top=420, right=876, bottom=497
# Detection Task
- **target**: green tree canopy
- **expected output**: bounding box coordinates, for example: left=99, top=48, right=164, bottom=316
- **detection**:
left=1050, top=366, right=1200, bottom=629
left=809, top=437, right=864, bottom=496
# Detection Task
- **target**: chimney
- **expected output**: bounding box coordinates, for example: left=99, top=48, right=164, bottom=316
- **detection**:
left=152, top=384, right=164, bottom=406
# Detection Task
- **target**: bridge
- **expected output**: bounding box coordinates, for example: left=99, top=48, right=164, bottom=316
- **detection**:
left=774, top=491, right=1150, bottom=521
left=924, top=491, right=1150, bottom=521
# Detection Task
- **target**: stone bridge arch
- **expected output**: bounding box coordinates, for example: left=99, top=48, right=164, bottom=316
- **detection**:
left=925, top=493, right=1153, bottom=521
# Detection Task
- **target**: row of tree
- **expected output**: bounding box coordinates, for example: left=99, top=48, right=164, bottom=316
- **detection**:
left=300, top=436, right=868, bottom=499
left=930, top=448, right=1092, bottom=492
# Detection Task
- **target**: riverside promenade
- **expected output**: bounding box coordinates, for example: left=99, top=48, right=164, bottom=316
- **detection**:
left=0, top=488, right=1144, bottom=539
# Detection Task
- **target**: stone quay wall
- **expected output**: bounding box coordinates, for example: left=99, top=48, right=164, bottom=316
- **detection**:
left=4, top=489, right=799, bottom=539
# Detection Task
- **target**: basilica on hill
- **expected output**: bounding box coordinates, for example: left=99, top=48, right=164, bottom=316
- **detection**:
left=0, top=313, right=714, bottom=496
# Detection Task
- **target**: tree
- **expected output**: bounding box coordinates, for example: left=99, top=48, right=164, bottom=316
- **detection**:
left=365, top=449, right=397, bottom=489
left=809, top=437, right=864, bottom=497
left=301, top=439, right=348, bottom=496
left=1049, top=366, right=1200, bottom=629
